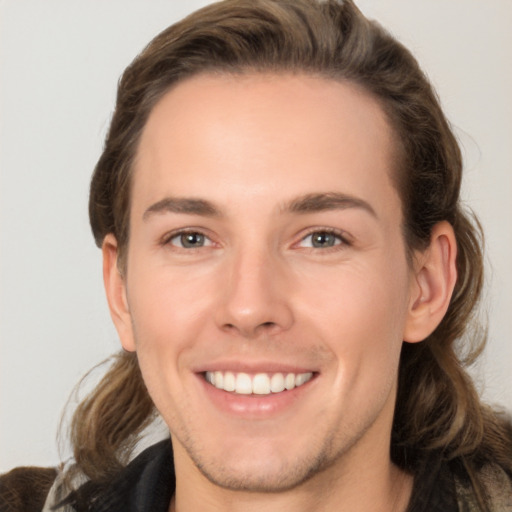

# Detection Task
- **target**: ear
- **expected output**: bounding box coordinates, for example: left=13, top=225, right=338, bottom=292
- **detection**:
left=102, top=234, right=136, bottom=352
left=403, top=221, right=458, bottom=343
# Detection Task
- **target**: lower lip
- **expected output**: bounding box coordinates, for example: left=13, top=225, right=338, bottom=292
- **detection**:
left=197, top=373, right=317, bottom=418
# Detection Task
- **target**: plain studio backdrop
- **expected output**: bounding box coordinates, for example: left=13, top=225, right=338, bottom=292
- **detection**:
left=1, top=0, right=511, bottom=472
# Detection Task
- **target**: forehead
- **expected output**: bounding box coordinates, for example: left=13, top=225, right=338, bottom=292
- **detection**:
left=132, top=72, right=400, bottom=219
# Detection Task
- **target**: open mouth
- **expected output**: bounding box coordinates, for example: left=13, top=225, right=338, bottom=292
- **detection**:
left=204, top=371, right=314, bottom=395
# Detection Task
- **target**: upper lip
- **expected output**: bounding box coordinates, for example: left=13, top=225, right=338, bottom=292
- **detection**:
left=193, top=360, right=318, bottom=375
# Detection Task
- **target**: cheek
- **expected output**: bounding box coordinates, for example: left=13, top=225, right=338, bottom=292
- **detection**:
left=296, top=257, right=410, bottom=377
left=311, top=270, right=409, bottom=423
left=125, top=257, right=217, bottom=362
left=124, top=263, right=215, bottom=417
left=301, top=258, right=408, bottom=330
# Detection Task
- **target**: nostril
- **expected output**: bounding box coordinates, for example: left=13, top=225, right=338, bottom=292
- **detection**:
left=257, top=321, right=281, bottom=336
left=221, top=320, right=279, bottom=337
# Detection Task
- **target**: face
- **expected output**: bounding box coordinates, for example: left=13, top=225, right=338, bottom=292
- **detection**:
left=110, top=74, right=420, bottom=492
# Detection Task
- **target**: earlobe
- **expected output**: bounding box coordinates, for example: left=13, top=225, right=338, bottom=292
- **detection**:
left=403, top=221, right=458, bottom=343
left=102, top=234, right=136, bottom=352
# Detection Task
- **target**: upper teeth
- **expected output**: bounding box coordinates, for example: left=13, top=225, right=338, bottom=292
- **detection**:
left=205, top=371, right=313, bottom=395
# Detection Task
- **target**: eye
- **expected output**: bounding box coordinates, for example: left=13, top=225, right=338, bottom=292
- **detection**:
left=298, top=230, right=346, bottom=249
left=166, top=231, right=213, bottom=249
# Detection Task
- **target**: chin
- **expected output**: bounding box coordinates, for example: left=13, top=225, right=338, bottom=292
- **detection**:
left=197, top=458, right=327, bottom=493
left=184, top=435, right=338, bottom=493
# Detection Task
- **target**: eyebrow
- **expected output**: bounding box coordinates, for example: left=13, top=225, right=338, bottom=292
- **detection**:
left=142, top=192, right=377, bottom=221
left=143, top=197, right=222, bottom=221
left=283, top=192, right=377, bottom=218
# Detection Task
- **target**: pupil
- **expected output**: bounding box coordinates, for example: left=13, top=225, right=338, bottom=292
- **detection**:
left=313, top=232, right=334, bottom=247
left=182, top=233, right=204, bottom=247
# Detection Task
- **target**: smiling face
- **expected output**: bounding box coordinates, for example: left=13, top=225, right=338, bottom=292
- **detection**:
left=106, top=73, right=421, bottom=493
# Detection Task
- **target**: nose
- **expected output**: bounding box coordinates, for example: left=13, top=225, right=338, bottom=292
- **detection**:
left=214, top=247, right=294, bottom=339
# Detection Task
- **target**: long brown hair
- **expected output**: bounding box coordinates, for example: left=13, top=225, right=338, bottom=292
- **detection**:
left=68, top=0, right=510, bottom=506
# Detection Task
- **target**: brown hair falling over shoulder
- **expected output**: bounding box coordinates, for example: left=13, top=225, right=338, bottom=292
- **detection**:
left=68, top=352, right=154, bottom=482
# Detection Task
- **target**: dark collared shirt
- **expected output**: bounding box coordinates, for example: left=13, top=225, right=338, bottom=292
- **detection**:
left=63, top=440, right=459, bottom=512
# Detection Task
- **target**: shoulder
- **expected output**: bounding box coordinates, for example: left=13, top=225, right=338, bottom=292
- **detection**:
left=0, top=440, right=174, bottom=512
left=0, top=466, right=57, bottom=512
left=455, top=464, right=512, bottom=511
left=55, top=440, right=174, bottom=512
left=406, top=445, right=512, bottom=512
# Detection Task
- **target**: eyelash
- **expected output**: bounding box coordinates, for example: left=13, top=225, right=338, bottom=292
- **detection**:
left=161, top=229, right=215, bottom=249
left=295, top=228, right=351, bottom=251
left=160, top=227, right=351, bottom=251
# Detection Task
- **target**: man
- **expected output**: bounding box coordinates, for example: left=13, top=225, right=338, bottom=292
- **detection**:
left=2, top=1, right=511, bottom=511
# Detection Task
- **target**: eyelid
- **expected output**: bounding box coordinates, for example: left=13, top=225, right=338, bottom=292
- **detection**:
left=294, top=227, right=353, bottom=249
left=158, top=226, right=352, bottom=250
left=160, top=228, right=216, bottom=248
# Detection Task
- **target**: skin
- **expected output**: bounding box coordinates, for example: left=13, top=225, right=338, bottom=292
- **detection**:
left=103, top=73, right=457, bottom=512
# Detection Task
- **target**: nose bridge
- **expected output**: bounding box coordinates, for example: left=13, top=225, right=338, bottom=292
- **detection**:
left=216, top=242, right=293, bottom=337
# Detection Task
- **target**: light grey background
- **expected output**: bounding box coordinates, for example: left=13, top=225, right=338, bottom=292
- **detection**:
left=1, top=0, right=511, bottom=472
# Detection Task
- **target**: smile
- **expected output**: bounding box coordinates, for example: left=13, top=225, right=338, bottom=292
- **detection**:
left=204, top=371, right=313, bottom=395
